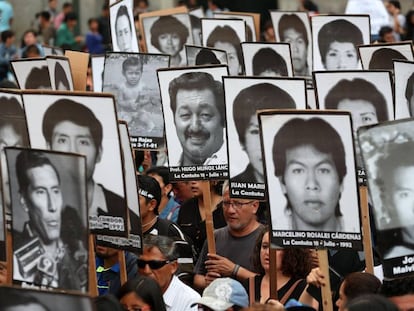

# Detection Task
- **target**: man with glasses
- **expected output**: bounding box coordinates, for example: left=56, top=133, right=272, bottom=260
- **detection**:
left=193, top=181, right=263, bottom=291
left=138, top=235, right=200, bottom=311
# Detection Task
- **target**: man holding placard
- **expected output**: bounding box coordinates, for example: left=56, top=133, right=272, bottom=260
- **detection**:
left=273, top=118, right=346, bottom=232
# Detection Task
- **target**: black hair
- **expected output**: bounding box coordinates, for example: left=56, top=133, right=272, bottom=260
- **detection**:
left=137, top=174, right=161, bottom=213
left=318, top=19, right=363, bottom=65
left=252, top=48, right=288, bottom=76
left=368, top=48, right=407, bottom=70
left=405, top=72, right=414, bottom=116
left=64, top=12, right=77, bottom=23
left=25, top=66, right=52, bottom=89
left=233, top=83, right=296, bottom=146
left=195, top=48, right=220, bottom=65
left=0, top=289, right=50, bottom=311
left=117, top=276, right=167, bottom=311
left=324, top=78, right=388, bottom=122
left=146, top=166, right=170, bottom=185
left=122, top=56, right=143, bottom=73
left=150, top=15, right=189, bottom=52
left=16, top=150, right=60, bottom=195
left=278, top=14, right=308, bottom=46
left=380, top=276, right=414, bottom=297
left=168, top=71, right=224, bottom=126
left=42, top=98, right=103, bottom=150
left=345, top=294, right=398, bottom=311
left=54, top=62, right=70, bottom=90
left=115, top=5, right=132, bottom=33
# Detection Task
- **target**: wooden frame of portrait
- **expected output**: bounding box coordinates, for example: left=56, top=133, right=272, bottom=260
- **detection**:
left=6, top=147, right=89, bottom=292
left=224, top=76, right=307, bottom=200
left=157, top=64, right=229, bottom=181
left=241, top=42, right=294, bottom=77
left=358, top=118, right=414, bottom=278
left=21, top=90, right=128, bottom=237
left=102, top=52, right=170, bottom=150
left=259, top=110, right=363, bottom=250
left=311, top=14, right=371, bottom=71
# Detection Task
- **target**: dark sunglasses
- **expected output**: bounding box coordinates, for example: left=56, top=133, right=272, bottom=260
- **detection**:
left=137, top=259, right=172, bottom=270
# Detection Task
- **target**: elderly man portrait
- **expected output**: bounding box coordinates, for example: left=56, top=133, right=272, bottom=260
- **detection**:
left=168, top=71, right=227, bottom=166
left=11, top=149, right=87, bottom=290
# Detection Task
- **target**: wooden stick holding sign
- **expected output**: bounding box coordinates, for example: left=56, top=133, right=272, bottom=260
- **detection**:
left=269, top=248, right=278, bottom=300
left=6, top=230, right=12, bottom=284
left=118, top=250, right=128, bottom=286
left=360, top=186, right=374, bottom=274
left=202, top=181, right=216, bottom=254
left=317, top=249, right=333, bottom=311
left=89, top=235, right=98, bottom=296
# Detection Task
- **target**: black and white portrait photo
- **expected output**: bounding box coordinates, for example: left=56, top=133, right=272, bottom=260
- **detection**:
left=22, top=92, right=128, bottom=237
left=0, top=285, right=94, bottom=310
left=271, top=11, right=312, bottom=77
left=189, top=8, right=203, bottom=46
left=142, top=13, right=192, bottom=67
left=225, top=77, right=307, bottom=200
left=260, top=111, right=362, bottom=249
left=110, top=0, right=139, bottom=53
left=314, top=70, right=394, bottom=172
left=46, top=56, right=74, bottom=91
left=157, top=65, right=229, bottom=181
left=96, top=122, right=142, bottom=252
left=241, top=42, right=294, bottom=77
left=7, top=148, right=88, bottom=291
left=213, top=12, right=258, bottom=41
left=358, top=119, right=414, bottom=278
left=11, top=59, right=52, bottom=90
left=91, top=55, right=105, bottom=92
left=311, top=15, right=370, bottom=71
left=202, top=18, right=247, bottom=76
left=394, top=60, right=414, bottom=119
left=185, top=45, right=228, bottom=67
left=103, top=52, right=170, bottom=149
left=358, top=42, right=414, bottom=71
left=0, top=91, right=30, bottom=222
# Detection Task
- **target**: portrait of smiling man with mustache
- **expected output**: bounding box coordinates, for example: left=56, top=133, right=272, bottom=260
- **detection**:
left=168, top=71, right=226, bottom=166
left=272, top=117, right=347, bottom=232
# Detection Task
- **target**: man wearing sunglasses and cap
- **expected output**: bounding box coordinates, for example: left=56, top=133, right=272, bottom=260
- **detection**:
left=138, top=234, right=200, bottom=311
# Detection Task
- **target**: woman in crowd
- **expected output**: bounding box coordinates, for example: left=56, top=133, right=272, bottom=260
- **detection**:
left=251, top=227, right=318, bottom=308
left=118, top=275, right=166, bottom=311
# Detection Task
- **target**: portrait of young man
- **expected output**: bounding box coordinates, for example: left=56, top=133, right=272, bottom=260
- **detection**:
left=22, top=92, right=127, bottom=236
left=393, top=59, right=414, bottom=119
left=271, top=11, right=312, bottom=77
left=224, top=77, right=306, bottom=199
left=158, top=66, right=229, bottom=177
left=260, top=112, right=361, bottom=248
left=109, top=1, right=139, bottom=52
left=7, top=148, right=88, bottom=291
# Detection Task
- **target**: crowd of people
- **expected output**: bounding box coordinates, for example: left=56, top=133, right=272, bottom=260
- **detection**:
left=1, top=0, right=414, bottom=311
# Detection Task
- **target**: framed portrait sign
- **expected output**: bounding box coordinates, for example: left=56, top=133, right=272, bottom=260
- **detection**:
left=185, top=45, right=228, bottom=67
left=46, top=56, right=74, bottom=91
left=394, top=59, right=414, bottom=119
left=102, top=52, right=170, bottom=149
left=189, top=7, right=204, bottom=46
left=270, top=11, right=312, bottom=77
left=22, top=91, right=128, bottom=237
left=241, top=42, right=294, bottom=77
left=313, top=70, right=394, bottom=183
left=0, top=286, right=94, bottom=310
left=7, top=148, right=89, bottom=291
left=109, top=0, right=139, bottom=53
left=311, top=15, right=370, bottom=71
left=358, top=118, right=414, bottom=278
left=140, top=9, right=193, bottom=67
left=96, top=122, right=142, bottom=253
left=358, top=42, right=414, bottom=71
left=213, top=11, right=260, bottom=42
left=91, top=54, right=105, bottom=92
left=157, top=65, right=229, bottom=181
left=11, top=58, right=52, bottom=90
left=224, top=76, right=307, bottom=200
left=201, top=18, right=247, bottom=76
left=260, top=110, right=362, bottom=250
left=0, top=90, right=30, bottom=229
